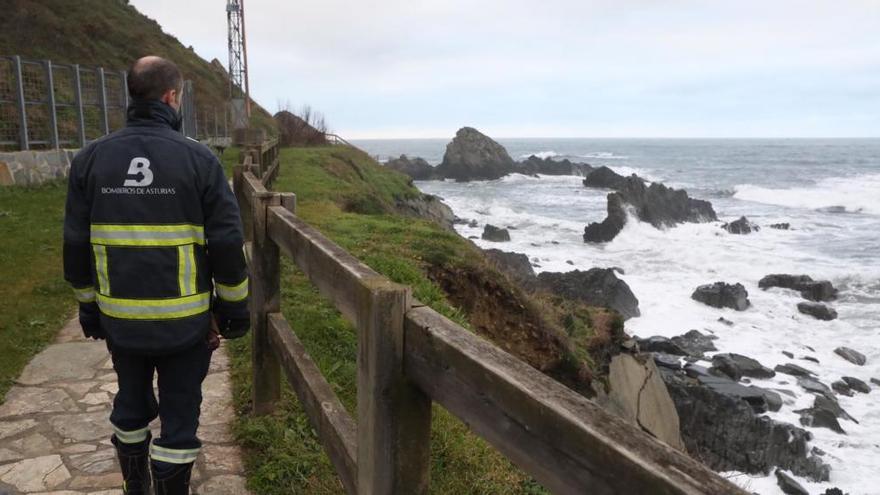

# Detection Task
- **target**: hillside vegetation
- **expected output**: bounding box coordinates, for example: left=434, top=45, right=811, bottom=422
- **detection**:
left=0, top=0, right=276, bottom=132
left=228, top=146, right=623, bottom=493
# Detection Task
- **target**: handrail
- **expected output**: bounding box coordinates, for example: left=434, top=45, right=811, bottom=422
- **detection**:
left=231, top=140, right=747, bottom=495
left=324, top=133, right=354, bottom=147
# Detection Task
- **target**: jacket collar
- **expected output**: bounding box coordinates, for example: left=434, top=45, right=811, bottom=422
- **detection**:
left=126, top=99, right=182, bottom=131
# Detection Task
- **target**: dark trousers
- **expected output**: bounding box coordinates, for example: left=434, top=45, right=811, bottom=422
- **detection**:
left=109, top=339, right=212, bottom=470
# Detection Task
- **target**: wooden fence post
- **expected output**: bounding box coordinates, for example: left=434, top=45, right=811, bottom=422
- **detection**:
left=357, top=284, right=432, bottom=495
left=251, top=190, right=282, bottom=415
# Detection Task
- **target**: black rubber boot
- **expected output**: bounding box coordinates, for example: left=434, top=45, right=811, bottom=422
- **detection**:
left=112, top=436, right=152, bottom=494
left=151, top=462, right=193, bottom=495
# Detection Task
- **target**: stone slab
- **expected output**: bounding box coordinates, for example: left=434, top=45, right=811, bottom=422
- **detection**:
left=0, top=388, right=77, bottom=418
left=0, top=418, right=38, bottom=440
left=49, top=411, right=111, bottom=442
left=0, top=455, right=70, bottom=492
left=195, top=474, right=250, bottom=495
left=201, top=445, right=243, bottom=474
left=68, top=449, right=117, bottom=475
left=18, top=342, right=108, bottom=386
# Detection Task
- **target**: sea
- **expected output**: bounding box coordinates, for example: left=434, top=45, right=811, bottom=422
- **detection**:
left=352, top=137, right=880, bottom=495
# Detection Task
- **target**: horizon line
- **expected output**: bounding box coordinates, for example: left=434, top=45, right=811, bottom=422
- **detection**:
left=344, top=135, right=880, bottom=141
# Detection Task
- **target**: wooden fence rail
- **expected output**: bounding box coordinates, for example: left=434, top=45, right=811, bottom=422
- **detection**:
left=232, top=140, right=746, bottom=495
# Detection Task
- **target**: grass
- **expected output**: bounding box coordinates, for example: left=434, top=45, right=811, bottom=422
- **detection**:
left=229, top=146, right=552, bottom=494
left=0, top=181, right=75, bottom=398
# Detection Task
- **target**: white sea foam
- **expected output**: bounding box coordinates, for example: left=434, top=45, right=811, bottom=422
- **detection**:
left=580, top=151, right=629, bottom=160
left=734, top=173, right=880, bottom=216
left=417, top=171, right=880, bottom=495
left=519, top=150, right=559, bottom=159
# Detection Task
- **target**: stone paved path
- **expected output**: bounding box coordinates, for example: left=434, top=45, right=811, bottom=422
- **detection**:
left=0, top=318, right=251, bottom=494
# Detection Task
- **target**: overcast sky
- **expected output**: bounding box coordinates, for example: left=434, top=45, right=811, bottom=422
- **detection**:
left=130, top=0, right=879, bottom=139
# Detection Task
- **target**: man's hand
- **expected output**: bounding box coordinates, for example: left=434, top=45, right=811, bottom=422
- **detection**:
left=214, top=313, right=250, bottom=339
left=79, top=303, right=106, bottom=340
left=207, top=316, right=221, bottom=350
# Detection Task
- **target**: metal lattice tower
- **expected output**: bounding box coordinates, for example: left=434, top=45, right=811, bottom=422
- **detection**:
left=227, top=0, right=251, bottom=121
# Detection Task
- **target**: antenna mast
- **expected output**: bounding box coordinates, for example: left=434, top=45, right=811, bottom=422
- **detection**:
left=227, top=0, right=251, bottom=126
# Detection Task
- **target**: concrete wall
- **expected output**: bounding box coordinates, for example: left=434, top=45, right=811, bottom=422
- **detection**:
left=0, top=149, right=78, bottom=186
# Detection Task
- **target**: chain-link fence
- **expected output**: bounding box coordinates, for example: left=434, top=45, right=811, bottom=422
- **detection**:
left=0, top=55, right=230, bottom=151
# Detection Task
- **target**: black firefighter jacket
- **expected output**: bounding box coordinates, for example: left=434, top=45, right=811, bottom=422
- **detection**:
left=63, top=100, right=249, bottom=355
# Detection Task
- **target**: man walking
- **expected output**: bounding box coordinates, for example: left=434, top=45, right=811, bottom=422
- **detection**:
left=63, top=56, right=250, bottom=494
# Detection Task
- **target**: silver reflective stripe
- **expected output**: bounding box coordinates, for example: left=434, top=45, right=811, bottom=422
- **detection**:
left=90, top=224, right=205, bottom=247
left=73, top=286, right=96, bottom=303
left=93, top=245, right=110, bottom=295
left=216, top=278, right=248, bottom=302
left=97, top=294, right=209, bottom=318
left=178, top=245, right=196, bottom=296
left=113, top=424, right=150, bottom=444
left=150, top=443, right=200, bottom=464
left=92, top=229, right=205, bottom=241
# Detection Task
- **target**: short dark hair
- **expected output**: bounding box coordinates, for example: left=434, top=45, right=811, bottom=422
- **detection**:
left=127, top=56, right=183, bottom=101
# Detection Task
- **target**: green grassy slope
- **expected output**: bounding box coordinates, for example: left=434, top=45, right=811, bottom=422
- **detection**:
left=0, top=181, right=73, bottom=398
left=229, top=146, right=622, bottom=493
left=0, top=0, right=275, bottom=132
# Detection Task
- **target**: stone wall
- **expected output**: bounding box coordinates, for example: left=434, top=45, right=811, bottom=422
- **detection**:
left=0, top=149, right=78, bottom=186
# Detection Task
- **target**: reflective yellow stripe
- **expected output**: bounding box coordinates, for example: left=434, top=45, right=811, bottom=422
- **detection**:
left=96, top=292, right=210, bottom=320
left=93, top=245, right=110, bottom=295
left=72, top=286, right=96, bottom=303
left=177, top=245, right=197, bottom=296
left=149, top=443, right=200, bottom=464
left=90, top=224, right=205, bottom=247
left=216, top=278, right=248, bottom=302
left=113, top=424, right=150, bottom=444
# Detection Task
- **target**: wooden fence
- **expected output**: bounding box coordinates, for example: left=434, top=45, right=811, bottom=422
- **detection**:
left=232, top=140, right=746, bottom=495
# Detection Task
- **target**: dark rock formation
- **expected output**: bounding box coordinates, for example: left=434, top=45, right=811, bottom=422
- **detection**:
left=584, top=176, right=717, bottom=243
left=483, top=249, right=536, bottom=288
left=797, top=302, right=838, bottom=320
left=659, top=366, right=830, bottom=482
left=516, top=155, right=592, bottom=176
left=775, top=469, right=809, bottom=495
left=637, top=336, right=687, bottom=356
left=832, top=380, right=854, bottom=396
left=799, top=408, right=845, bottom=434
left=834, top=347, right=866, bottom=366
left=537, top=268, right=640, bottom=319
left=435, top=127, right=515, bottom=181
left=722, top=216, right=760, bottom=234
left=798, top=376, right=832, bottom=396
left=683, top=364, right=780, bottom=413
left=759, top=274, right=838, bottom=302
left=582, top=166, right=630, bottom=190
left=691, top=282, right=750, bottom=311
left=813, top=395, right=857, bottom=423
left=394, top=194, right=455, bottom=231
left=710, top=353, right=776, bottom=381
left=775, top=363, right=815, bottom=377
left=481, top=224, right=511, bottom=242
left=842, top=376, right=870, bottom=394
left=669, top=330, right=718, bottom=358
left=583, top=193, right=629, bottom=243
left=384, top=154, right=436, bottom=180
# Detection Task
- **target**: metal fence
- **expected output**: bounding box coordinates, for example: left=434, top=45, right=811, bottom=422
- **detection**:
left=0, top=55, right=229, bottom=151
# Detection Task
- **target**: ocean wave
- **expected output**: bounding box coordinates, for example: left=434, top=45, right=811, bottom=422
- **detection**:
left=519, top=151, right=559, bottom=160
left=733, top=173, right=880, bottom=216
left=579, top=151, right=629, bottom=160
